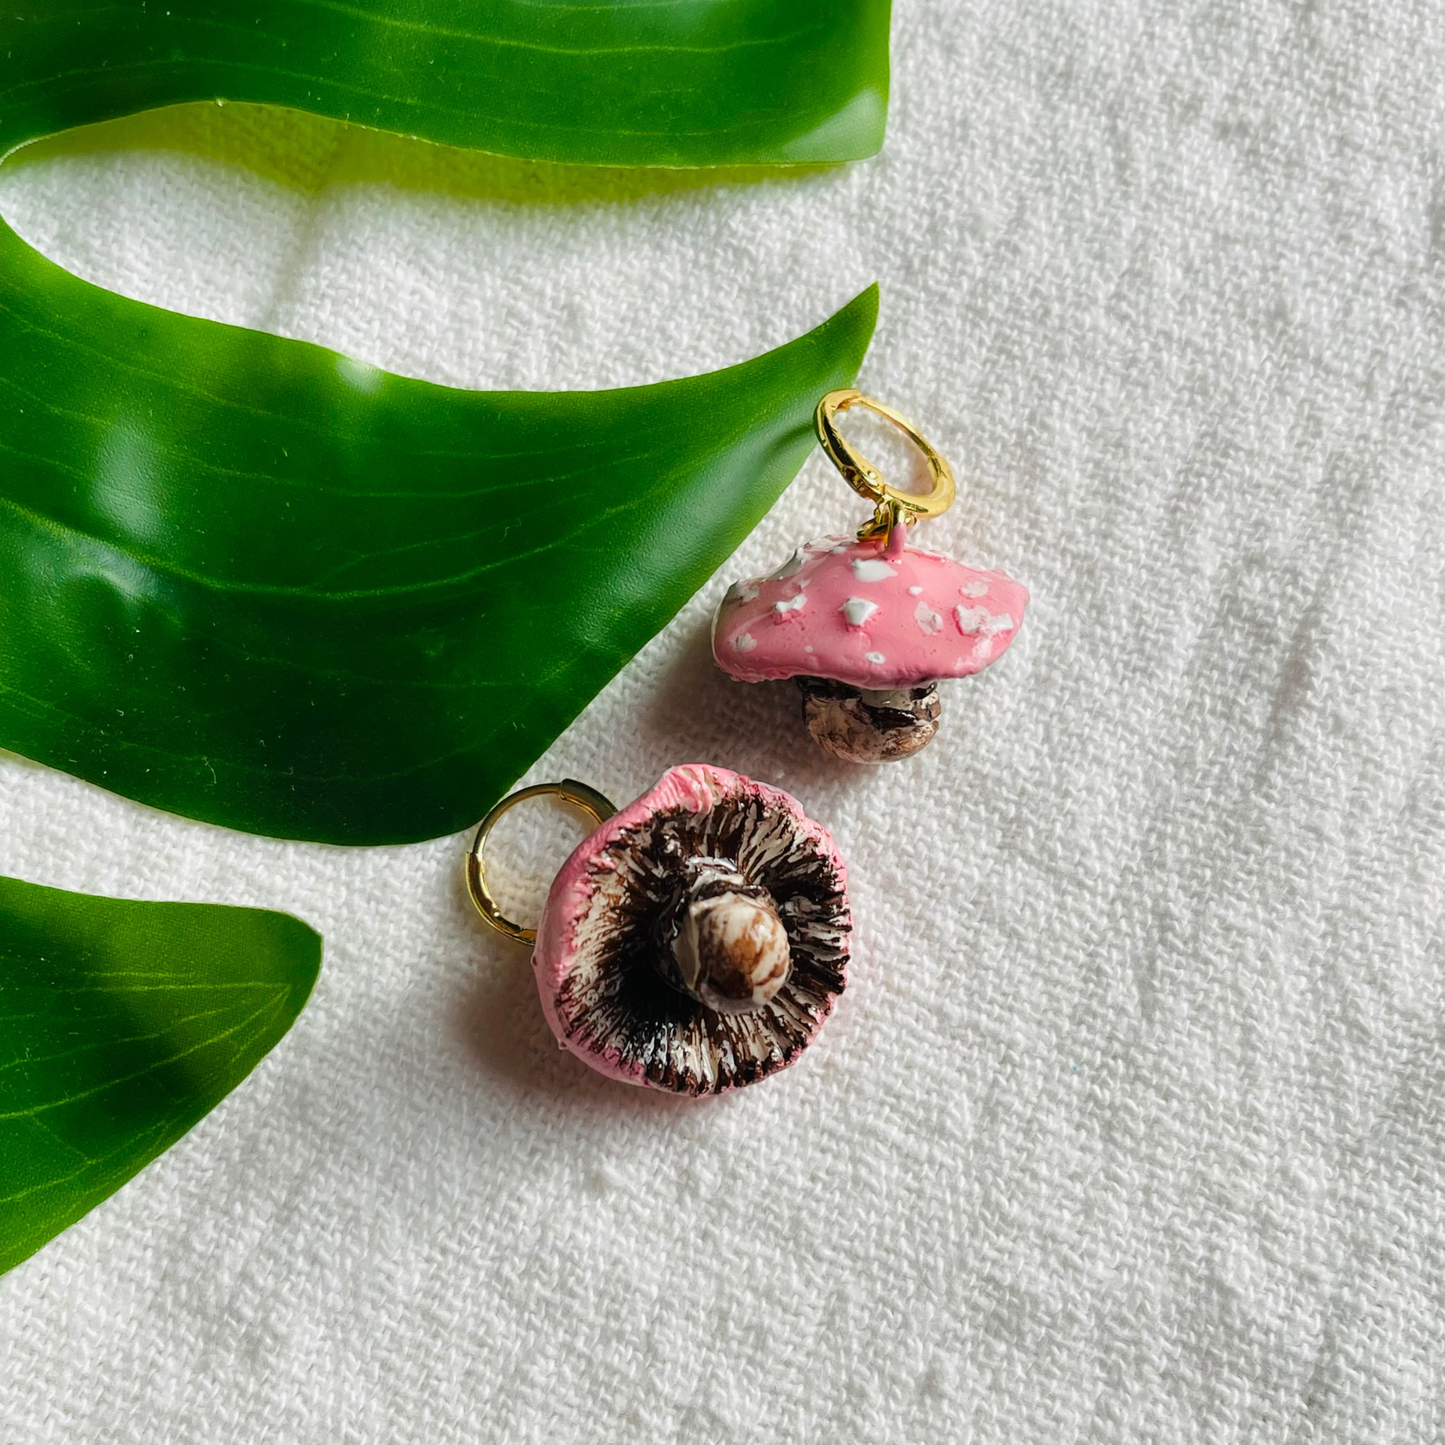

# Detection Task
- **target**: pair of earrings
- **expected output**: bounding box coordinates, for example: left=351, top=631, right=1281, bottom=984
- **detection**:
left=468, top=390, right=1029, bottom=1095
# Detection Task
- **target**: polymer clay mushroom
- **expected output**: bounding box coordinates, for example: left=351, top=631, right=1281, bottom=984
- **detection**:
left=712, top=390, right=1029, bottom=763
left=467, top=765, right=850, bottom=1095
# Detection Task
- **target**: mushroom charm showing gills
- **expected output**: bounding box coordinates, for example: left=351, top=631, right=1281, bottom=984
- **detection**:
left=532, top=765, right=849, bottom=1094
left=712, top=529, right=1029, bottom=763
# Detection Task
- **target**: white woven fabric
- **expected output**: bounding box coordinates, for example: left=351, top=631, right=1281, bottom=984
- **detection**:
left=3, top=2, right=1444, bottom=1439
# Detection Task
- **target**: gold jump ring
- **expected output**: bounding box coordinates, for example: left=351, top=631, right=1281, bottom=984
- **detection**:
left=815, top=389, right=957, bottom=541
left=466, top=780, right=618, bottom=944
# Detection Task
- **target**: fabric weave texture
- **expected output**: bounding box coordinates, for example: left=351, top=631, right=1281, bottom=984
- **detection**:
left=1, top=1, right=1442, bottom=1440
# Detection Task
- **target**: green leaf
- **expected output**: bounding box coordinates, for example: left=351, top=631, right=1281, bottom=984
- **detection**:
left=0, top=231, right=876, bottom=843
left=0, top=872, right=320, bottom=1277
left=2, top=0, right=891, bottom=168
left=0, top=2, right=882, bottom=844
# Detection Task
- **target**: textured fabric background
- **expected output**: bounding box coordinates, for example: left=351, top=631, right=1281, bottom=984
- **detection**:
left=2, top=2, right=1444, bottom=1440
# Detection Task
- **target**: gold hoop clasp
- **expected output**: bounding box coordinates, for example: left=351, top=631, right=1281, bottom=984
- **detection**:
left=466, top=780, right=618, bottom=944
left=815, top=389, right=957, bottom=542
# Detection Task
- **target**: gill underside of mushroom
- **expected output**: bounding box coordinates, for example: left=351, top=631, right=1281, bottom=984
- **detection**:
left=554, top=799, right=848, bottom=1094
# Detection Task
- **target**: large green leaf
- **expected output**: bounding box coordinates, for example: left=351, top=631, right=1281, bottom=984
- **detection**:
left=0, top=873, right=320, bottom=1276
left=2, top=1, right=891, bottom=167
left=0, top=3, right=883, bottom=845
left=0, top=235, right=877, bottom=843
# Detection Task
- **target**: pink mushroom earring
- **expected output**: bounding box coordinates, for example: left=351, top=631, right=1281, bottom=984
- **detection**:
left=712, top=390, right=1029, bottom=763
left=466, top=764, right=850, bottom=1095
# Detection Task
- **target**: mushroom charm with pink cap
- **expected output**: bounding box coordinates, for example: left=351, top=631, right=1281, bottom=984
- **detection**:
left=466, top=766, right=850, bottom=1094
left=712, top=390, right=1029, bottom=763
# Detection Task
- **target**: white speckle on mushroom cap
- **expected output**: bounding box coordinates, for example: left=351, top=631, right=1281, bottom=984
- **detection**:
left=840, top=597, right=879, bottom=627
left=852, top=557, right=898, bottom=583
left=674, top=890, right=791, bottom=1014
left=955, top=605, right=1017, bottom=637
left=733, top=631, right=757, bottom=651
left=908, top=585, right=924, bottom=596
left=773, top=594, right=807, bottom=614
left=960, top=579, right=989, bottom=598
left=915, top=601, right=943, bottom=634
left=865, top=650, right=887, bottom=664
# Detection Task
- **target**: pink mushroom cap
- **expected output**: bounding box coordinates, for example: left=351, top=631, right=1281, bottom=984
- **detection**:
left=532, top=764, right=850, bottom=1095
left=712, top=535, right=1029, bottom=690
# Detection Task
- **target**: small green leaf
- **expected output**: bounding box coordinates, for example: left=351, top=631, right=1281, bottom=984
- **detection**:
left=3, top=0, right=892, bottom=168
left=0, top=873, right=320, bottom=1277
left=0, top=206, right=877, bottom=843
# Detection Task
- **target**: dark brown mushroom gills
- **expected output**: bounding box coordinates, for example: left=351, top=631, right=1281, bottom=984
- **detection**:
left=549, top=785, right=849, bottom=1094
left=795, top=676, right=942, bottom=764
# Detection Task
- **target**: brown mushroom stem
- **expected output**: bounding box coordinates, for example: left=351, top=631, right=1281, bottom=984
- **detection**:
left=651, top=857, right=791, bottom=1015
left=795, top=676, right=942, bottom=764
